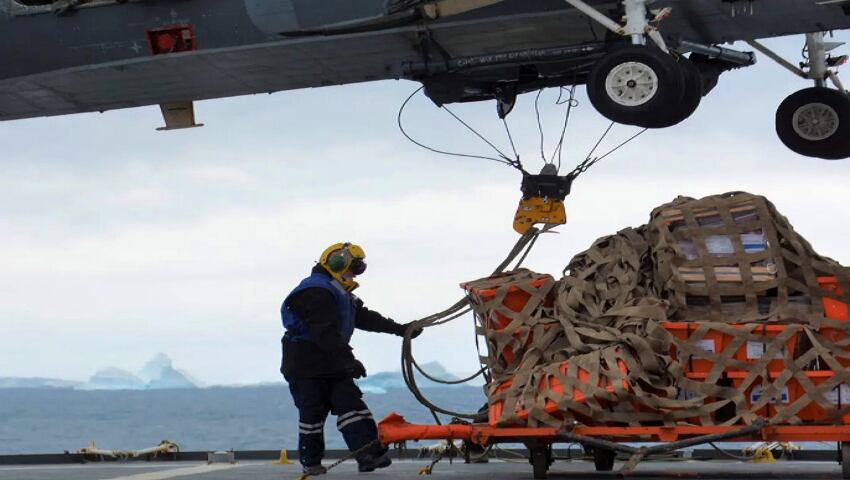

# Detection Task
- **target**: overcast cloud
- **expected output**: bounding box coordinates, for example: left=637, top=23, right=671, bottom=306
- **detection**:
left=1, top=35, right=848, bottom=385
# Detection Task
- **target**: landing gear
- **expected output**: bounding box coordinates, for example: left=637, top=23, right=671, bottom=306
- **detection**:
left=671, top=58, right=704, bottom=122
left=776, top=87, right=850, bottom=160
left=587, top=45, right=684, bottom=127
left=841, top=442, right=850, bottom=479
left=586, top=46, right=704, bottom=129
left=569, top=0, right=718, bottom=129
left=750, top=32, right=850, bottom=160
left=644, top=56, right=704, bottom=128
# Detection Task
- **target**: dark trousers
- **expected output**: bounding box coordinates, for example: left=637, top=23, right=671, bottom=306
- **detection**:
left=288, top=377, right=382, bottom=467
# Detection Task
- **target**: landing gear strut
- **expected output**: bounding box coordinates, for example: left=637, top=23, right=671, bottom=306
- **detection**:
left=750, top=32, right=850, bottom=160
left=568, top=0, right=711, bottom=129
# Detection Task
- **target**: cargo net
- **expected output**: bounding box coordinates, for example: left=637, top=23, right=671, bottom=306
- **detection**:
left=463, top=192, right=850, bottom=428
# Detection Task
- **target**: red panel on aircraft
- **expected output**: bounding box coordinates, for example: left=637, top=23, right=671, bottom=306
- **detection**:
left=146, top=26, right=197, bottom=55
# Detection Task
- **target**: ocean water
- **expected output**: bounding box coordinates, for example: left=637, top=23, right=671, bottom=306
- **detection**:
left=0, top=386, right=486, bottom=454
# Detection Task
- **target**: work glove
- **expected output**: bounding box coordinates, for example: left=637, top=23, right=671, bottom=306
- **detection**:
left=345, top=359, right=368, bottom=379
left=392, top=322, right=423, bottom=339
left=408, top=325, right=424, bottom=339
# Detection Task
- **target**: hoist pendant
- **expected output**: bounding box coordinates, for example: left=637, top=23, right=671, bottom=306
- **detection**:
left=513, top=197, right=567, bottom=234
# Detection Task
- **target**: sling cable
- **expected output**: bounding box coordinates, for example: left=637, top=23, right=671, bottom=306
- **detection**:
left=397, top=85, right=648, bottom=234
left=394, top=85, right=649, bottom=424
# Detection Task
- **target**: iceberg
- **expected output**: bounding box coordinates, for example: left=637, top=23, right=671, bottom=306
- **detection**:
left=358, top=362, right=463, bottom=394
left=138, top=352, right=173, bottom=384
left=74, top=354, right=200, bottom=390
left=139, top=353, right=200, bottom=389
left=81, top=367, right=146, bottom=390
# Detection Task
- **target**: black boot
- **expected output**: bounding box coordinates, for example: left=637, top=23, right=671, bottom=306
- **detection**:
left=302, top=464, right=327, bottom=476
left=357, top=450, right=392, bottom=473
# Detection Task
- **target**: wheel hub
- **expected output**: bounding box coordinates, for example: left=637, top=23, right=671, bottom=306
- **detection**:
left=605, top=61, right=659, bottom=107
left=792, top=102, right=839, bottom=141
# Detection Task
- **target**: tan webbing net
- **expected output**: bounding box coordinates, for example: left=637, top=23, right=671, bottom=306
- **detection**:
left=465, top=192, right=850, bottom=428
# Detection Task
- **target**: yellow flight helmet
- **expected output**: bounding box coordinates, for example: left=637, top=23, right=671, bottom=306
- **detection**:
left=319, top=242, right=367, bottom=291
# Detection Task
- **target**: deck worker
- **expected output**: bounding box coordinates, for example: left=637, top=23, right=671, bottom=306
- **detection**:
left=280, top=242, right=422, bottom=476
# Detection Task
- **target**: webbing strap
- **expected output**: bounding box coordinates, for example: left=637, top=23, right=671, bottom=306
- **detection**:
left=465, top=192, right=850, bottom=428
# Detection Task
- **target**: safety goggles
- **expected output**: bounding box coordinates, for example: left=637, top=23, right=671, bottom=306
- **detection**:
left=349, top=258, right=367, bottom=276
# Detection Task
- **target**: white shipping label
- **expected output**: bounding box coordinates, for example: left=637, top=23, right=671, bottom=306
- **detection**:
left=825, top=385, right=850, bottom=405
left=751, top=385, right=790, bottom=404
left=705, top=235, right=735, bottom=255
left=693, top=339, right=717, bottom=359
left=746, top=341, right=784, bottom=360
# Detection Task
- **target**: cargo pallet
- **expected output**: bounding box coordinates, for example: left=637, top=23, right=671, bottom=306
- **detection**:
left=434, top=271, right=850, bottom=478
left=379, top=413, right=850, bottom=479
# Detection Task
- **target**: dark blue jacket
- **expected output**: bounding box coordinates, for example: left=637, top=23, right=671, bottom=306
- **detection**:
left=280, top=265, right=405, bottom=379
left=282, top=270, right=356, bottom=343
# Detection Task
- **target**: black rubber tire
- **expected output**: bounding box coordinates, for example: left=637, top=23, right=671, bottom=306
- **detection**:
left=593, top=448, right=616, bottom=472
left=587, top=45, right=685, bottom=127
left=820, top=145, right=850, bottom=160
left=842, top=442, right=850, bottom=479
left=776, top=87, right=850, bottom=160
left=688, top=52, right=726, bottom=96
left=530, top=447, right=549, bottom=479
left=639, top=56, right=704, bottom=128
left=817, top=129, right=850, bottom=160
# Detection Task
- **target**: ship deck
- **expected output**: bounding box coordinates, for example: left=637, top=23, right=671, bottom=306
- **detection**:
left=1, top=459, right=847, bottom=480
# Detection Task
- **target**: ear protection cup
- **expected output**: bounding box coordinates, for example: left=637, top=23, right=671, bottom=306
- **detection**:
left=327, top=252, right=348, bottom=272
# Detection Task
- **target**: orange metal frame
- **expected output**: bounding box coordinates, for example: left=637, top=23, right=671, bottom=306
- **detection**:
left=379, top=413, right=850, bottom=446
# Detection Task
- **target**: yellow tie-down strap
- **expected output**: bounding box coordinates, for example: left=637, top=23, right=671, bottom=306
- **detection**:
left=513, top=197, right=567, bottom=234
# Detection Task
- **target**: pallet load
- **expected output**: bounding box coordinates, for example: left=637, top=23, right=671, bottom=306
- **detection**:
left=463, top=192, right=850, bottom=428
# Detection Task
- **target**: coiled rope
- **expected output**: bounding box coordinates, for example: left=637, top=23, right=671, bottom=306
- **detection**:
left=400, top=226, right=553, bottom=423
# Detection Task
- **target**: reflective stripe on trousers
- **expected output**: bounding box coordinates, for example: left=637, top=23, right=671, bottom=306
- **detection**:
left=337, top=409, right=374, bottom=430
left=299, top=421, right=325, bottom=435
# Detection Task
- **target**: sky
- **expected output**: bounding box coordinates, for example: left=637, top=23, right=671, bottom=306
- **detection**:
left=1, top=34, right=849, bottom=386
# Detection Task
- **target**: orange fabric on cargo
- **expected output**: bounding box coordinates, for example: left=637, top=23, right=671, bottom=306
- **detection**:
left=820, top=277, right=849, bottom=321
left=488, top=358, right=629, bottom=426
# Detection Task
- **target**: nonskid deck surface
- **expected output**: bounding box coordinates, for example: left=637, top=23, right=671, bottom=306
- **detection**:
left=0, top=460, right=846, bottom=480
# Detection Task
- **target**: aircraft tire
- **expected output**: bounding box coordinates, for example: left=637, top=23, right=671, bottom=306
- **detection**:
left=776, top=87, right=850, bottom=160
left=688, top=52, right=728, bottom=96
left=636, top=56, right=704, bottom=128
left=587, top=45, right=685, bottom=127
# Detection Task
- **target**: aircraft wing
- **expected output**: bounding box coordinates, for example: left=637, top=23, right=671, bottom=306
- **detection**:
left=0, top=6, right=589, bottom=122
left=0, top=33, right=417, bottom=122
left=1, top=0, right=849, bottom=122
